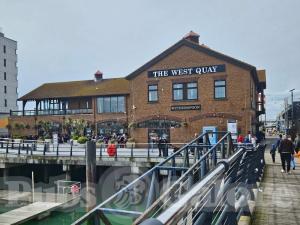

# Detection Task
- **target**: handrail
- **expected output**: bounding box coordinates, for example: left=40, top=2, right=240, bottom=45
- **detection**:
left=71, top=131, right=235, bottom=225
left=133, top=132, right=233, bottom=224
left=139, top=145, right=265, bottom=225
left=154, top=148, right=245, bottom=224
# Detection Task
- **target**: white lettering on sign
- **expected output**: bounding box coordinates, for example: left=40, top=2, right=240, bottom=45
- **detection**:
left=149, top=64, right=225, bottom=78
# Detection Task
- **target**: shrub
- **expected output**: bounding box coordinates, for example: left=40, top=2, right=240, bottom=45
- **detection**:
left=44, top=134, right=51, bottom=139
left=77, top=136, right=88, bottom=144
left=13, top=135, right=23, bottom=139
left=72, top=135, right=79, bottom=140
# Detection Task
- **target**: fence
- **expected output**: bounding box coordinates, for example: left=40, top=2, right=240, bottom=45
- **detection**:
left=57, top=180, right=82, bottom=195
left=0, top=138, right=221, bottom=160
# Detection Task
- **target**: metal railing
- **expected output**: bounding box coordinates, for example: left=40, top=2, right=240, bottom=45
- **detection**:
left=57, top=180, right=82, bottom=195
left=139, top=144, right=265, bottom=225
left=71, top=131, right=236, bottom=225
left=0, top=140, right=198, bottom=159
left=10, top=108, right=93, bottom=116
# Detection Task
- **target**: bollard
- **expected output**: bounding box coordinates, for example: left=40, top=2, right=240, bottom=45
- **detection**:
left=43, top=144, right=46, bottom=155
left=115, top=145, right=118, bottom=160
left=131, top=144, right=134, bottom=158
left=99, top=144, right=102, bottom=158
left=86, top=141, right=97, bottom=224
left=56, top=144, right=59, bottom=156
left=6, top=142, right=9, bottom=154
left=31, top=145, right=33, bottom=155
left=70, top=143, right=73, bottom=157
left=26, top=144, right=29, bottom=154
left=18, top=143, right=21, bottom=155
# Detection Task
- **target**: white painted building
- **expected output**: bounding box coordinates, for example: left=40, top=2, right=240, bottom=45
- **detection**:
left=0, top=31, right=18, bottom=135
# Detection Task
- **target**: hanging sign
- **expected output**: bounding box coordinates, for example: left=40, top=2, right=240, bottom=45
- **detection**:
left=148, top=64, right=225, bottom=78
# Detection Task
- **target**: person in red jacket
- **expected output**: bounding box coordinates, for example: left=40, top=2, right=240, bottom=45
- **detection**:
left=237, top=134, right=244, bottom=143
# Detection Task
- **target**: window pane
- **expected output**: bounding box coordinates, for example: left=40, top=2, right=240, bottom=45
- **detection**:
left=173, top=89, right=183, bottom=100
left=117, top=96, right=125, bottom=112
left=215, top=80, right=225, bottom=86
left=97, top=98, right=104, bottom=113
left=188, top=88, right=197, bottom=100
left=149, top=91, right=158, bottom=101
left=215, top=87, right=226, bottom=98
left=173, top=83, right=183, bottom=89
left=149, top=85, right=157, bottom=91
left=103, top=97, right=111, bottom=112
left=111, top=97, right=118, bottom=112
left=148, top=85, right=158, bottom=102
left=187, top=82, right=197, bottom=88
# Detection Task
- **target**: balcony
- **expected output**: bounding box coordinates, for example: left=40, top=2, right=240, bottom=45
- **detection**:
left=10, top=109, right=93, bottom=116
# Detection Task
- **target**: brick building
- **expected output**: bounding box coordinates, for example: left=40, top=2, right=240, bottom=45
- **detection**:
left=9, top=31, right=266, bottom=143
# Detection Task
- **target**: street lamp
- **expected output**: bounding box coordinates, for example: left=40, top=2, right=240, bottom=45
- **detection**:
left=290, top=88, right=295, bottom=128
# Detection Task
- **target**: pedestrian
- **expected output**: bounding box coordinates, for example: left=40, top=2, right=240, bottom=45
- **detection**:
left=158, top=137, right=163, bottom=157
left=279, top=135, right=295, bottom=174
left=270, top=143, right=276, bottom=163
left=251, top=135, right=257, bottom=147
left=237, top=134, right=244, bottom=144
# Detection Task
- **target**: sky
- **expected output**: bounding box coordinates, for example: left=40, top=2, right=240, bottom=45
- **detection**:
left=1, top=0, right=300, bottom=120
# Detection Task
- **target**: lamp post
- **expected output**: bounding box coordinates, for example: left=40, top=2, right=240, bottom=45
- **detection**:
left=290, top=89, right=295, bottom=129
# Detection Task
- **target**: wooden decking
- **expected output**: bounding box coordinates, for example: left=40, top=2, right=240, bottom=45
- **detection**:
left=0, top=191, right=79, bottom=225
left=251, top=149, right=300, bottom=225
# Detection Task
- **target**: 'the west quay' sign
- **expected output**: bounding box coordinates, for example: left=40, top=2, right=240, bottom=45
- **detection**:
left=148, top=64, right=225, bottom=78
left=171, top=105, right=201, bottom=111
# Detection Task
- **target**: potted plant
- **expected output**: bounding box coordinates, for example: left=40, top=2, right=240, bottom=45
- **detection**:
left=126, top=137, right=136, bottom=148
left=181, top=121, right=188, bottom=127
left=128, top=122, right=136, bottom=129
left=13, top=135, right=23, bottom=144
left=77, top=136, right=88, bottom=144
left=44, top=134, right=52, bottom=143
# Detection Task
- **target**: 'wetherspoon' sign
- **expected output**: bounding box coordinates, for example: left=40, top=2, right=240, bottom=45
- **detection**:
left=148, top=64, right=225, bottom=78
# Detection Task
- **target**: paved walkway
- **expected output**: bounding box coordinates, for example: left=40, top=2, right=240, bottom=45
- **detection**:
left=252, top=143, right=300, bottom=225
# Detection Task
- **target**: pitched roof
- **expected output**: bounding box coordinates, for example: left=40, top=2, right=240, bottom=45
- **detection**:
left=19, top=78, right=129, bottom=101
left=126, top=38, right=259, bottom=84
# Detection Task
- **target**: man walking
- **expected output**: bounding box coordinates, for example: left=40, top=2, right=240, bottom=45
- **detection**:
left=279, top=135, right=295, bottom=174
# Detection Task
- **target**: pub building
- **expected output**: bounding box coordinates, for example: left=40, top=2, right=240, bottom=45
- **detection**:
left=10, top=31, right=266, bottom=144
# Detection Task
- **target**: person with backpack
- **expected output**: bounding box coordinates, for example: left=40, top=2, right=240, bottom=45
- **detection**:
left=279, top=135, right=295, bottom=174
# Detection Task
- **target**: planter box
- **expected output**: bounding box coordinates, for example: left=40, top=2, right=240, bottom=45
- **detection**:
left=126, top=142, right=136, bottom=148
left=44, top=139, right=52, bottom=143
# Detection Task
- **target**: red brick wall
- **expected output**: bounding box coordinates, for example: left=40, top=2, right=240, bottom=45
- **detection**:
left=128, top=45, right=258, bottom=143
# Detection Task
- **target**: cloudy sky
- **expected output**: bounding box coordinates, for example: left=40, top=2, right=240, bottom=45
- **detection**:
left=1, top=0, right=300, bottom=119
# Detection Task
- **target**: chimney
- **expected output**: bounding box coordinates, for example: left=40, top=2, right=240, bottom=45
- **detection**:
left=94, top=70, right=103, bottom=82
left=183, top=31, right=200, bottom=44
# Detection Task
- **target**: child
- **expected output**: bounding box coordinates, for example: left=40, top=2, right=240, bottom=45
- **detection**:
left=270, top=143, right=276, bottom=163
